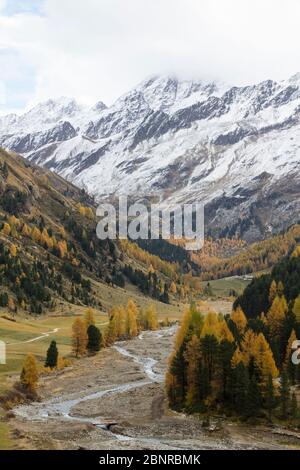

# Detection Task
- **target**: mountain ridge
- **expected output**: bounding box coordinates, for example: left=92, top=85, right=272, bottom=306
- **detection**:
left=1, top=74, right=300, bottom=241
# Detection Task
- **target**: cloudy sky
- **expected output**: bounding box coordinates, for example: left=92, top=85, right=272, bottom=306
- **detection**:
left=1, top=0, right=300, bottom=114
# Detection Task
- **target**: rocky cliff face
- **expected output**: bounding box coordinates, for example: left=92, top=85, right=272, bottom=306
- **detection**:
left=1, top=74, right=300, bottom=240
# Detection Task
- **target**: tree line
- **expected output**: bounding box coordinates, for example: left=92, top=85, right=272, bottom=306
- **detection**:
left=19, top=300, right=159, bottom=394
left=166, top=296, right=300, bottom=423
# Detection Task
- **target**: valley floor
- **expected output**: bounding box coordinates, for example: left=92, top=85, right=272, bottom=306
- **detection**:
left=7, top=322, right=300, bottom=450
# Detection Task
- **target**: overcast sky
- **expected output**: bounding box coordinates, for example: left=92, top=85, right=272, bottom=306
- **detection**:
left=1, top=0, right=300, bottom=114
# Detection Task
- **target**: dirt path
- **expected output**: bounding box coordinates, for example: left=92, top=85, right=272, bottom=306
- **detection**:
left=7, top=328, right=60, bottom=346
left=9, top=326, right=300, bottom=450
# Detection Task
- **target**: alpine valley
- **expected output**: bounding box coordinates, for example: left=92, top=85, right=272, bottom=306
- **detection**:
left=1, top=74, right=300, bottom=241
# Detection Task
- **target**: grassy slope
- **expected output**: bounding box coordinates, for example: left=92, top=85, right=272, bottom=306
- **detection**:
left=0, top=413, right=13, bottom=450
left=201, top=276, right=251, bottom=297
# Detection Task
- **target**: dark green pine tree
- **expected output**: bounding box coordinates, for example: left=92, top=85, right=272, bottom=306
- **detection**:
left=279, top=370, right=290, bottom=419
left=198, top=362, right=211, bottom=402
left=269, top=339, right=281, bottom=369
left=161, top=283, right=170, bottom=304
left=245, top=375, right=261, bottom=419
left=290, top=392, right=298, bottom=420
left=218, top=339, right=235, bottom=400
left=297, top=364, right=300, bottom=388
left=87, top=325, right=102, bottom=354
left=231, top=362, right=249, bottom=415
left=169, top=343, right=187, bottom=409
left=265, top=374, right=276, bottom=422
left=201, top=334, right=218, bottom=382
left=45, top=340, right=58, bottom=369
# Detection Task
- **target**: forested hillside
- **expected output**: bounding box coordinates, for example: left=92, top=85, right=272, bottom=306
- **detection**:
left=0, top=149, right=182, bottom=316
left=0, top=148, right=123, bottom=314
left=235, top=247, right=300, bottom=319
left=138, top=226, right=300, bottom=281
left=193, top=225, right=300, bottom=280
left=166, top=264, right=300, bottom=423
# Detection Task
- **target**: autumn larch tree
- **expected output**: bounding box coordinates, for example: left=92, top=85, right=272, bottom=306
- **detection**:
left=267, top=295, right=288, bottom=340
left=85, top=307, right=96, bottom=328
left=105, top=307, right=118, bottom=346
left=268, top=280, right=277, bottom=304
left=145, top=304, right=158, bottom=331
left=231, top=306, right=247, bottom=336
left=126, top=299, right=138, bottom=338
left=72, top=318, right=88, bottom=357
left=20, top=353, right=39, bottom=392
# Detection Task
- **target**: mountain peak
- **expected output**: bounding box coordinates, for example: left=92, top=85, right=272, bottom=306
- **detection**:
left=287, top=72, right=300, bottom=86
left=1, top=74, right=300, bottom=240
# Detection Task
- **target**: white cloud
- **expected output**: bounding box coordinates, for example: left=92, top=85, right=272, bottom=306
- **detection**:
left=1, top=0, right=300, bottom=113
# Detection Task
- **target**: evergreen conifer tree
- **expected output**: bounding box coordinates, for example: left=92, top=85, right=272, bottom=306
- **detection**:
left=265, top=374, right=276, bottom=422
left=45, top=340, right=58, bottom=368
left=87, top=324, right=102, bottom=353
left=279, top=371, right=290, bottom=419
left=245, top=375, right=261, bottom=418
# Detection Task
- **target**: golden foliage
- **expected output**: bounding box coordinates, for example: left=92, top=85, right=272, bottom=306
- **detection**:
left=267, top=295, right=288, bottom=338
left=253, top=333, right=279, bottom=383
left=84, top=308, right=96, bottom=328
left=20, top=354, right=39, bottom=391
left=72, top=318, right=88, bottom=357
left=1, top=222, right=11, bottom=236
left=231, top=306, right=247, bottom=334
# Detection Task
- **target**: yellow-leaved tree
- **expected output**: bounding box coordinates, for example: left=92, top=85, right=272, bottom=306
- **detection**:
left=240, top=329, right=257, bottom=366
left=22, top=223, right=31, bottom=237
left=267, top=295, right=288, bottom=338
left=217, top=319, right=234, bottom=343
left=31, top=226, right=41, bottom=243
left=20, top=353, right=39, bottom=392
left=231, top=306, right=247, bottom=335
left=293, top=295, right=300, bottom=323
left=10, top=244, right=17, bottom=257
left=126, top=299, right=138, bottom=338
left=200, top=311, right=219, bottom=338
left=291, top=245, right=300, bottom=257
left=269, top=280, right=277, bottom=304
left=145, top=304, right=158, bottom=331
left=231, top=346, right=245, bottom=368
left=105, top=307, right=118, bottom=346
left=253, top=333, right=278, bottom=386
left=2, top=222, right=11, bottom=236
left=85, top=308, right=96, bottom=328
left=72, top=318, right=88, bottom=357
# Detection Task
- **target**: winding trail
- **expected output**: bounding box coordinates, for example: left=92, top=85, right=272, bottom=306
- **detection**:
left=7, top=328, right=60, bottom=346
left=7, top=321, right=109, bottom=347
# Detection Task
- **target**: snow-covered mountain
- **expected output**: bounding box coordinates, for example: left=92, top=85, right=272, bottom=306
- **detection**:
left=1, top=74, right=300, bottom=241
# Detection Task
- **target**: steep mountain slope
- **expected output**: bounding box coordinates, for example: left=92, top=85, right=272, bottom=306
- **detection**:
left=234, top=246, right=300, bottom=319
left=1, top=74, right=300, bottom=240
left=0, top=149, right=183, bottom=315
left=0, top=148, right=120, bottom=314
